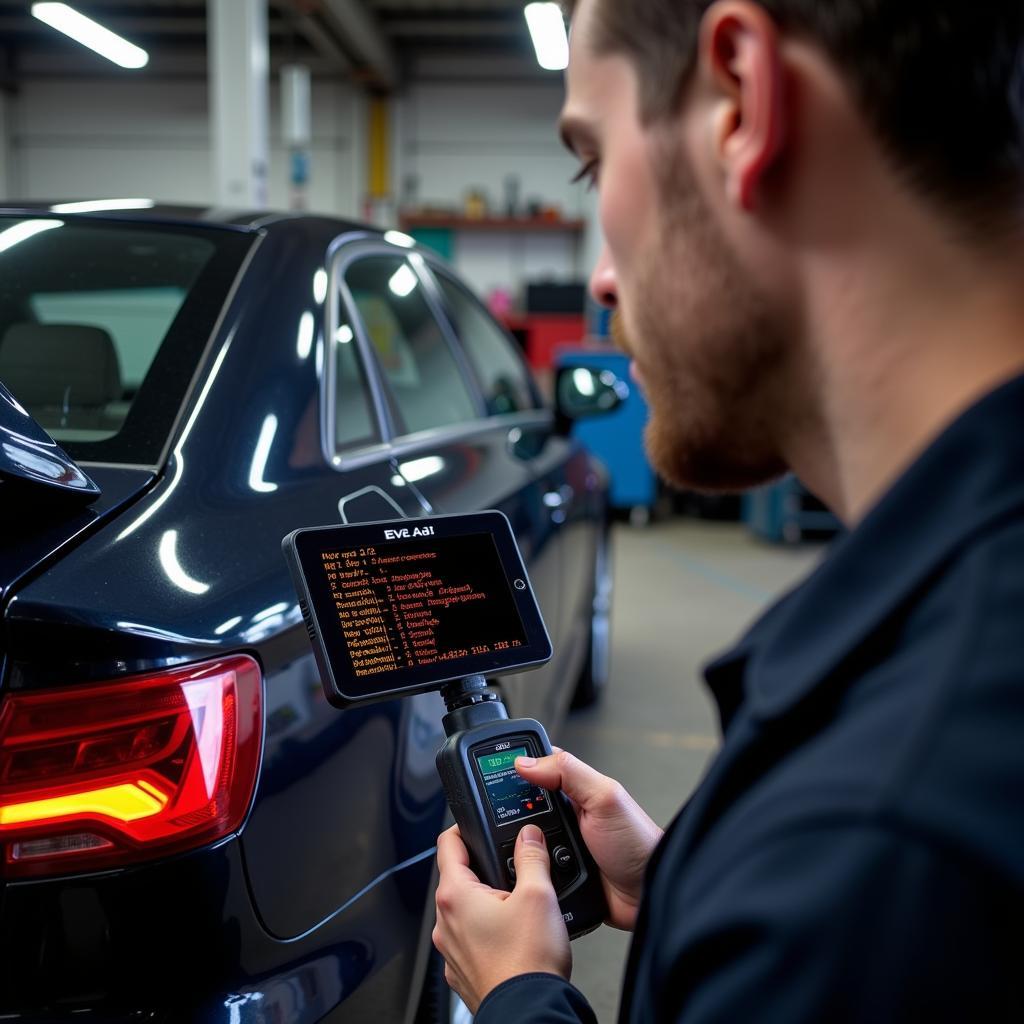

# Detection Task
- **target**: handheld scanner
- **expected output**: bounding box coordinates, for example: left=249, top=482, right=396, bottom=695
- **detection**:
left=437, top=712, right=607, bottom=940
left=282, top=510, right=607, bottom=937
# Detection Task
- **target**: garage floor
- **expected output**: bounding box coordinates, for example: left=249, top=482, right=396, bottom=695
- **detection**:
left=559, top=518, right=827, bottom=1021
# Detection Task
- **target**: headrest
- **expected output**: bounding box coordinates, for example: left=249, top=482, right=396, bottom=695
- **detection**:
left=352, top=293, right=419, bottom=388
left=0, top=323, right=122, bottom=407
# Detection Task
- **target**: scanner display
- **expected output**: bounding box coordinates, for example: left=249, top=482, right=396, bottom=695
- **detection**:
left=318, top=533, right=526, bottom=675
left=285, top=513, right=551, bottom=706
left=476, top=746, right=551, bottom=825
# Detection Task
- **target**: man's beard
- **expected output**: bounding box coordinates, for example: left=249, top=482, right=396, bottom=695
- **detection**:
left=617, top=146, right=791, bottom=493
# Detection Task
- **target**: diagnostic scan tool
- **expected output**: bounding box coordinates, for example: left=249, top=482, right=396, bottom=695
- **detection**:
left=283, top=511, right=608, bottom=939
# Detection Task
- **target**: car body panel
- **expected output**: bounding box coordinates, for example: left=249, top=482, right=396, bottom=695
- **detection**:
left=0, top=205, right=610, bottom=1020
left=0, top=835, right=436, bottom=1022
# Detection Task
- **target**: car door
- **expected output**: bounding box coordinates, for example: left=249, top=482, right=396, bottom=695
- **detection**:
left=238, top=232, right=444, bottom=948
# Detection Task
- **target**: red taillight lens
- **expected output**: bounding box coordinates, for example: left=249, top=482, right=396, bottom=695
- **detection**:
left=0, top=655, right=262, bottom=879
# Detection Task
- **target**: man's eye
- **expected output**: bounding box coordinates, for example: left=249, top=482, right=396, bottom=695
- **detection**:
left=570, top=160, right=600, bottom=191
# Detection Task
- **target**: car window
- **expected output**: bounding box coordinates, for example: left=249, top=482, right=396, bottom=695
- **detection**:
left=343, top=256, right=480, bottom=435
left=332, top=312, right=380, bottom=451
left=0, top=217, right=251, bottom=465
left=434, top=273, right=536, bottom=416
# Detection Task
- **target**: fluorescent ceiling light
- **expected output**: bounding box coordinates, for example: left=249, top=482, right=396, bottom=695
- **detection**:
left=32, top=3, right=149, bottom=70
left=0, top=219, right=63, bottom=255
left=524, top=3, right=569, bottom=71
left=51, top=198, right=155, bottom=213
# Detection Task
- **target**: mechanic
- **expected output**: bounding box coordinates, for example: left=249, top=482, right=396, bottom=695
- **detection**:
left=433, top=0, right=1024, bottom=1020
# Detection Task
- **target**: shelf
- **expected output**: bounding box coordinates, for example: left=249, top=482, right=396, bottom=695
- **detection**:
left=399, top=214, right=586, bottom=234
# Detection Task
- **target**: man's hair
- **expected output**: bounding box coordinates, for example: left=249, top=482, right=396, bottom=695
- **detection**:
left=564, top=0, right=1024, bottom=231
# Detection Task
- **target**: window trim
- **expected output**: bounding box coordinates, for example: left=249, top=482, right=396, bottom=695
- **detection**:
left=329, top=409, right=555, bottom=472
left=323, top=239, right=397, bottom=460
left=322, top=236, right=556, bottom=474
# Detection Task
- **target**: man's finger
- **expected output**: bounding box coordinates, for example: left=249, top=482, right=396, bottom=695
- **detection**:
left=436, top=825, right=479, bottom=884
left=515, top=750, right=618, bottom=812
left=512, top=824, right=555, bottom=897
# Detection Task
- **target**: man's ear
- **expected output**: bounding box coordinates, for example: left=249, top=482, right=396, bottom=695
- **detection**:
left=699, top=1, right=786, bottom=212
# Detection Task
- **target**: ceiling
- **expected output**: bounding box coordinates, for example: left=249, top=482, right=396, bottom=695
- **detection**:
left=0, top=0, right=548, bottom=88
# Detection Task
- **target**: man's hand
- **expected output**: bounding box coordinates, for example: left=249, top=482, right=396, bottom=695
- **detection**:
left=515, top=750, right=663, bottom=931
left=433, top=823, right=571, bottom=1013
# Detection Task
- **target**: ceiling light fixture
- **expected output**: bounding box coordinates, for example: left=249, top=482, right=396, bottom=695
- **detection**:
left=524, top=3, right=569, bottom=72
left=31, top=3, right=149, bottom=70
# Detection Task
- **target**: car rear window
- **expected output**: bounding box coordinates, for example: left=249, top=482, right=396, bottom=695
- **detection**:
left=0, top=216, right=254, bottom=466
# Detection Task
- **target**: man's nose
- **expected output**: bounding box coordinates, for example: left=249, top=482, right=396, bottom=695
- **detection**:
left=589, top=245, right=618, bottom=309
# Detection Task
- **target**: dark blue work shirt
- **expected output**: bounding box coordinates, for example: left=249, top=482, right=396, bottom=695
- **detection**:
left=477, top=375, right=1024, bottom=1022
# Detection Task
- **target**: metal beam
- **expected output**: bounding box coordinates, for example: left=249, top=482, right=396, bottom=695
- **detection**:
left=7, top=49, right=344, bottom=79
left=321, top=0, right=399, bottom=90
left=270, top=1, right=353, bottom=72
left=382, top=18, right=519, bottom=39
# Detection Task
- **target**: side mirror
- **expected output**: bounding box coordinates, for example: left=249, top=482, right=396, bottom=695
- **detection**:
left=555, top=365, right=629, bottom=428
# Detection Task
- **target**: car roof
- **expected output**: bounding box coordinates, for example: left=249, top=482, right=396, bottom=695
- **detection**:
left=0, top=201, right=378, bottom=235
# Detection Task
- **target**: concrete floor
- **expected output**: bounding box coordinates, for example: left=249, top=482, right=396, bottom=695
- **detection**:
left=557, top=518, right=826, bottom=1022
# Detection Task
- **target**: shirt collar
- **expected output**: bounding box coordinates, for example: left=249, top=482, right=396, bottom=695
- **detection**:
left=705, top=372, right=1024, bottom=727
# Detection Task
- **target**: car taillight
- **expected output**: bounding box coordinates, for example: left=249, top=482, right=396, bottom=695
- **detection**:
left=0, top=655, right=262, bottom=879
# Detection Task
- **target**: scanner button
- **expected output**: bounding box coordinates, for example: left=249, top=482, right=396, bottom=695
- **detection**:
left=552, top=846, right=575, bottom=871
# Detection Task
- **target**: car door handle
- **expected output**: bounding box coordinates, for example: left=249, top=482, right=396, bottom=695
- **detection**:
left=543, top=485, right=574, bottom=510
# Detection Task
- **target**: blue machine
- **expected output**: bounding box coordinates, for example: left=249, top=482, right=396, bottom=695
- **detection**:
left=743, top=476, right=841, bottom=544
left=558, top=347, right=658, bottom=520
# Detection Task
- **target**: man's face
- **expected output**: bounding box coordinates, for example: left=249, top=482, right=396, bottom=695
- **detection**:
left=562, top=0, right=789, bottom=492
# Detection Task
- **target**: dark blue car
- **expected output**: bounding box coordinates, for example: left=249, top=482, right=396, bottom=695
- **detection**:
left=0, top=205, right=614, bottom=1022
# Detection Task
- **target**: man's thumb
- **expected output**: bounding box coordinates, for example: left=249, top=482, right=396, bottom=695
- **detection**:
left=513, top=824, right=553, bottom=891
left=516, top=751, right=611, bottom=812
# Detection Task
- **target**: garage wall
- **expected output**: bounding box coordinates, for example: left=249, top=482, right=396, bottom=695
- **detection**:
left=0, top=73, right=602, bottom=301
left=396, top=79, right=595, bottom=298
left=3, top=78, right=364, bottom=216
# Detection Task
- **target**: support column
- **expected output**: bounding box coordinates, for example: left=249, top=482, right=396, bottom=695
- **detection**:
left=364, top=94, right=393, bottom=225
left=208, top=0, right=269, bottom=207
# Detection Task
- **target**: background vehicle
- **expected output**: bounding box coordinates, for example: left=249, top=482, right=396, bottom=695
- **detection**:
left=0, top=205, right=613, bottom=1022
